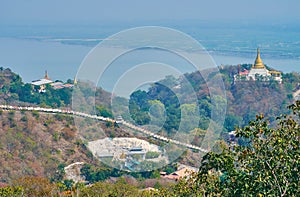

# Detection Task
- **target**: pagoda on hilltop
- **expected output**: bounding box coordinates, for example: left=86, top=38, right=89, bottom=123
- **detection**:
left=234, top=48, right=282, bottom=83
left=31, top=71, right=76, bottom=92
left=31, top=70, right=53, bottom=93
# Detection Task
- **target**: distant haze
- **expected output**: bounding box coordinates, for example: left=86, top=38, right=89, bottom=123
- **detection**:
left=1, top=0, right=300, bottom=25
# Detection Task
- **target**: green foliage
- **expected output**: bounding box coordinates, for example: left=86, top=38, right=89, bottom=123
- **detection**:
left=0, top=66, right=299, bottom=196
left=161, top=163, right=178, bottom=174
left=80, top=164, right=121, bottom=183
left=152, top=102, right=300, bottom=196
left=224, top=113, right=242, bottom=131
left=148, top=100, right=165, bottom=126
left=129, top=90, right=151, bottom=125
left=180, top=103, right=199, bottom=132
left=96, top=105, right=113, bottom=118
left=0, top=67, right=74, bottom=107
left=150, top=170, right=161, bottom=179
left=127, top=65, right=297, bottom=135
left=63, top=179, right=75, bottom=190
left=0, top=186, right=23, bottom=197
left=168, top=102, right=300, bottom=197
left=129, top=84, right=181, bottom=131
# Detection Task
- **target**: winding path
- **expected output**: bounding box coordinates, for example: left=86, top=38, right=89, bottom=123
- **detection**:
left=0, top=105, right=208, bottom=153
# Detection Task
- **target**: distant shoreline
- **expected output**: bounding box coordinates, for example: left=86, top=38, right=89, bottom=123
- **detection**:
left=0, top=37, right=299, bottom=84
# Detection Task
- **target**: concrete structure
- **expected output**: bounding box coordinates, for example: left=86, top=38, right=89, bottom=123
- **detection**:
left=87, top=137, right=161, bottom=161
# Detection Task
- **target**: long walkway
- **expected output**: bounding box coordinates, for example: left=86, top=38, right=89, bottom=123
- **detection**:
left=0, top=105, right=208, bottom=153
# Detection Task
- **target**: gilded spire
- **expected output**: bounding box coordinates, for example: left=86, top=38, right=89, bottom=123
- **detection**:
left=73, top=77, right=77, bottom=85
left=253, top=48, right=265, bottom=69
left=44, top=70, right=50, bottom=80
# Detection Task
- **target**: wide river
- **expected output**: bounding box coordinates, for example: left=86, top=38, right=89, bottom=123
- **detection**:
left=0, top=24, right=299, bottom=91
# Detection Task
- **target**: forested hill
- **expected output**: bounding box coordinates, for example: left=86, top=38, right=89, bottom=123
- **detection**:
left=0, top=67, right=72, bottom=107
left=220, top=64, right=300, bottom=128
left=128, top=64, right=300, bottom=133
left=1, top=65, right=300, bottom=132
left=0, top=66, right=299, bottom=190
left=0, top=67, right=112, bottom=110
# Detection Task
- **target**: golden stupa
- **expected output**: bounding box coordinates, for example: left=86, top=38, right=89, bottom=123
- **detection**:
left=253, top=48, right=266, bottom=69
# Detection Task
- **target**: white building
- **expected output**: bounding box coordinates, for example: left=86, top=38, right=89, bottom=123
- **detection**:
left=234, top=48, right=282, bottom=83
left=31, top=71, right=53, bottom=92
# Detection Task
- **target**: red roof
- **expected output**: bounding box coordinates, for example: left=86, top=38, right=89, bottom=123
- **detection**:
left=239, top=69, right=249, bottom=75
left=162, top=167, right=196, bottom=181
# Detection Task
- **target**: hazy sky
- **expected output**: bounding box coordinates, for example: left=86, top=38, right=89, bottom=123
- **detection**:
left=1, top=0, right=300, bottom=25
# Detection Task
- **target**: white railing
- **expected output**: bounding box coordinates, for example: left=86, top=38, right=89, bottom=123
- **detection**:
left=0, top=105, right=208, bottom=153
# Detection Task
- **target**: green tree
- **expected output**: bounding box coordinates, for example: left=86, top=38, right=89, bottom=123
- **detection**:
left=224, top=113, right=242, bottom=131
left=148, top=100, right=165, bottom=127
left=195, top=101, right=300, bottom=196
left=155, top=101, right=300, bottom=196
left=0, top=186, right=23, bottom=197
left=96, top=105, right=113, bottom=118
left=63, top=179, right=75, bottom=191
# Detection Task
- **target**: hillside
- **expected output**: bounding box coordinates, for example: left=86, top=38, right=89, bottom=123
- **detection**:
left=0, top=108, right=132, bottom=183
left=0, top=110, right=86, bottom=182
left=2, top=65, right=299, bottom=133
left=0, top=67, right=23, bottom=104
left=0, top=67, right=112, bottom=109
left=220, top=64, right=299, bottom=128
left=0, top=108, right=181, bottom=184
left=0, top=66, right=299, bottom=183
left=128, top=64, right=300, bottom=134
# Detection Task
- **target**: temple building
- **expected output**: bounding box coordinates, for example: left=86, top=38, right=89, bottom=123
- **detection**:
left=31, top=71, right=53, bottom=92
left=234, top=48, right=282, bottom=83
left=31, top=71, right=75, bottom=93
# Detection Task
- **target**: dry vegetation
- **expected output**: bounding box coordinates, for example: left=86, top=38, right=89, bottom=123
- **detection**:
left=0, top=110, right=99, bottom=183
